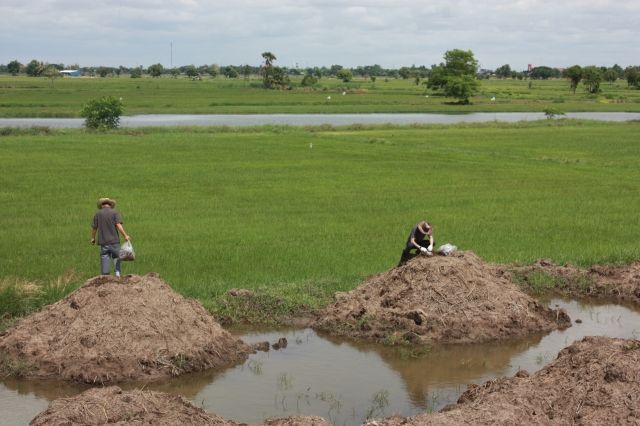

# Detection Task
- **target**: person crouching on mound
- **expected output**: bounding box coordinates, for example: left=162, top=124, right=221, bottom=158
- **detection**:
left=398, top=221, right=434, bottom=266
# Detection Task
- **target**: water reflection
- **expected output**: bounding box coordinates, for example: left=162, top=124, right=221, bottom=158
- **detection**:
left=319, top=332, right=545, bottom=409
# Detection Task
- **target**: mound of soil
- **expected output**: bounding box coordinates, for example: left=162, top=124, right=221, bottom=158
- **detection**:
left=314, top=252, right=570, bottom=344
left=30, top=386, right=235, bottom=426
left=0, top=273, right=251, bottom=383
left=30, top=386, right=332, bottom=426
left=512, top=259, right=640, bottom=304
left=370, top=336, right=640, bottom=425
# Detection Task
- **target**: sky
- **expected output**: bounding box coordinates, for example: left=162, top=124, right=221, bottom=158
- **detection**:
left=1, top=0, right=638, bottom=70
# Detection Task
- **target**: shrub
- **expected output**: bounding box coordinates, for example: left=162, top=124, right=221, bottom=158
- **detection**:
left=80, top=96, right=123, bottom=130
left=543, top=107, right=565, bottom=119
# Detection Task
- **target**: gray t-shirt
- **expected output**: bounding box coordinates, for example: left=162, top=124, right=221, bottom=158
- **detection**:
left=92, top=208, right=123, bottom=245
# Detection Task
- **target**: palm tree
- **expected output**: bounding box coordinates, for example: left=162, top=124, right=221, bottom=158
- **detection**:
left=261, top=52, right=276, bottom=68
left=261, top=52, right=277, bottom=88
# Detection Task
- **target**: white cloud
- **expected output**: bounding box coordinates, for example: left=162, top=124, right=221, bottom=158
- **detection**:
left=0, top=0, right=638, bottom=68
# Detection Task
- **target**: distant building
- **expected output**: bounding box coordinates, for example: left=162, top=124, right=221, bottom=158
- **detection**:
left=60, top=70, right=81, bottom=77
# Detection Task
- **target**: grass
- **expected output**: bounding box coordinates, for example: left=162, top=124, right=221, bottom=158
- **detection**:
left=512, top=269, right=596, bottom=295
left=0, top=352, right=32, bottom=378
left=1, top=120, right=639, bottom=321
left=0, top=271, right=79, bottom=318
left=1, top=75, right=640, bottom=117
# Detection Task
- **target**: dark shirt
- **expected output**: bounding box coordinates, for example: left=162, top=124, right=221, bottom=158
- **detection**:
left=405, top=224, right=427, bottom=248
left=92, top=208, right=123, bottom=245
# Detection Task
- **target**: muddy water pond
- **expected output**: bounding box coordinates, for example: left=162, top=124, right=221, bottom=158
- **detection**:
left=2, top=297, right=639, bottom=425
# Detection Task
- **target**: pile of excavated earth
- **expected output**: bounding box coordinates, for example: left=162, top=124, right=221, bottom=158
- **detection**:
left=369, top=336, right=640, bottom=425
left=30, top=386, right=332, bottom=426
left=0, top=273, right=250, bottom=383
left=314, top=251, right=571, bottom=344
left=5, top=253, right=640, bottom=425
left=510, top=258, right=640, bottom=303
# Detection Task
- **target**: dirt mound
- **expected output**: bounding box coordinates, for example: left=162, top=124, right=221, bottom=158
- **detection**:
left=314, top=252, right=570, bottom=344
left=370, top=336, right=640, bottom=425
left=30, top=386, right=333, bottom=426
left=0, top=273, right=251, bottom=383
left=30, top=386, right=236, bottom=426
left=512, top=259, right=640, bottom=304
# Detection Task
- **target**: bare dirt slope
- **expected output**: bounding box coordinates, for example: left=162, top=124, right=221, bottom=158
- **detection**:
left=370, top=336, right=640, bottom=426
left=314, top=252, right=570, bottom=344
left=30, top=386, right=332, bottom=426
left=0, top=273, right=251, bottom=383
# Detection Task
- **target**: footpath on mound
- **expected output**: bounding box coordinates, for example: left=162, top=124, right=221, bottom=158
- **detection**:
left=370, top=336, right=640, bottom=425
left=0, top=273, right=251, bottom=383
left=30, top=386, right=332, bottom=426
left=314, top=251, right=571, bottom=344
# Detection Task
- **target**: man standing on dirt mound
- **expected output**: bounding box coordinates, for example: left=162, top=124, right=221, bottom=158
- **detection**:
left=398, top=220, right=434, bottom=266
left=91, top=198, right=131, bottom=277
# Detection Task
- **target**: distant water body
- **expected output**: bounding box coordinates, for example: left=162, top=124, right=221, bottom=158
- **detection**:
left=1, top=112, right=639, bottom=128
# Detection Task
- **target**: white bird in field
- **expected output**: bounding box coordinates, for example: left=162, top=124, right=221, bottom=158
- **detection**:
left=327, top=96, right=331, bottom=100
left=342, top=91, right=346, bottom=95
left=309, top=142, right=313, bottom=149
left=491, top=96, right=496, bottom=101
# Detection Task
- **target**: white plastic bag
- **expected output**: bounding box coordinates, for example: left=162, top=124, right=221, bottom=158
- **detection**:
left=437, top=243, right=457, bottom=256
left=119, top=240, right=135, bottom=261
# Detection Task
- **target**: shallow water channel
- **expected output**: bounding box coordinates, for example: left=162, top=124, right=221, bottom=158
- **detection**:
left=2, top=297, right=639, bottom=425
left=1, top=112, right=640, bottom=128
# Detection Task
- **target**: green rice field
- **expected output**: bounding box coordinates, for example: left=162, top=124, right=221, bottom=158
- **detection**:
left=1, top=75, right=639, bottom=117
left=1, top=120, right=639, bottom=318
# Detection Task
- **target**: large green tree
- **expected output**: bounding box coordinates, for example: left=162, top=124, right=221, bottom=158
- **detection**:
left=495, top=64, right=512, bottom=79
left=148, top=63, right=164, bottom=77
left=7, top=60, right=21, bottom=75
left=184, top=65, right=199, bottom=78
left=443, top=49, right=478, bottom=77
left=426, top=49, right=479, bottom=104
left=42, top=65, right=60, bottom=87
left=624, top=67, right=639, bottom=88
left=261, top=51, right=276, bottom=88
left=529, top=66, right=559, bottom=80
left=564, top=65, right=582, bottom=94
left=260, top=52, right=289, bottom=89
left=25, top=59, right=44, bottom=77
left=582, top=66, right=602, bottom=93
left=337, top=68, right=353, bottom=82
left=603, top=68, right=617, bottom=85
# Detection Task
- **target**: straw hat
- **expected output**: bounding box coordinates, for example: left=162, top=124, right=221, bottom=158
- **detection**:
left=97, top=198, right=116, bottom=209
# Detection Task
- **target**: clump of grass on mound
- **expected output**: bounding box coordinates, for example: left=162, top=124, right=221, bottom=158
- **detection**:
left=511, top=269, right=594, bottom=294
left=0, top=352, right=32, bottom=378
left=208, top=280, right=336, bottom=325
left=0, top=271, right=81, bottom=320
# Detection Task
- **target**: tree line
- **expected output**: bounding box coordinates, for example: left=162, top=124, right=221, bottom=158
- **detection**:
left=2, top=53, right=639, bottom=102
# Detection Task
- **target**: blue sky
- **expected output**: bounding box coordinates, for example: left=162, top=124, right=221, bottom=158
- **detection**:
left=1, top=0, right=638, bottom=70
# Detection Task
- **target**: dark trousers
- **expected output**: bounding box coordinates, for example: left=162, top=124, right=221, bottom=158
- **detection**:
left=398, top=240, right=434, bottom=266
